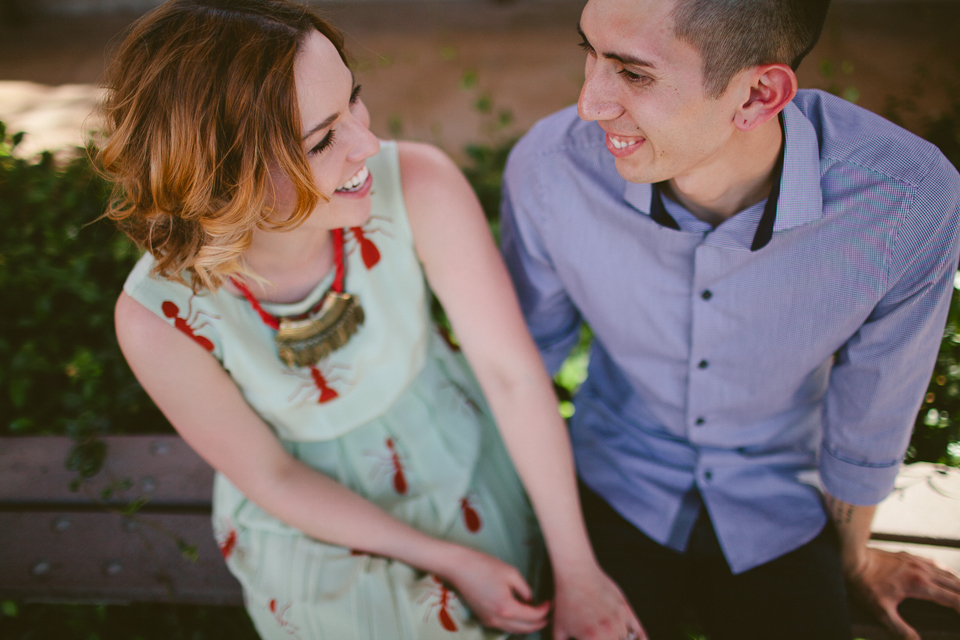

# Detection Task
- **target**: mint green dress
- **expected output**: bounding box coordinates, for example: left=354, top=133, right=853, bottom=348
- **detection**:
left=123, top=141, right=542, bottom=640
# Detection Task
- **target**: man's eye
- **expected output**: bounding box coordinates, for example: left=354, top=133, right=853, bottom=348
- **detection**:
left=578, top=39, right=596, bottom=56
left=350, top=84, right=362, bottom=105
left=617, top=68, right=650, bottom=85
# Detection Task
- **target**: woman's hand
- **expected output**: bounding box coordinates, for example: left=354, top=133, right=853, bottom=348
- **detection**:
left=439, top=547, right=550, bottom=635
left=552, top=562, right=645, bottom=640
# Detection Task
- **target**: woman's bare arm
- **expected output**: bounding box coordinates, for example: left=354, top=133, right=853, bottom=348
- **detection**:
left=400, top=141, right=644, bottom=640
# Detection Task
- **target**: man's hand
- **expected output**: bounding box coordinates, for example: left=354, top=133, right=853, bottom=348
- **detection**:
left=847, top=547, right=960, bottom=640
left=552, top=561, right=646, bottom=640
left=825, top=492, right=960, bottom=640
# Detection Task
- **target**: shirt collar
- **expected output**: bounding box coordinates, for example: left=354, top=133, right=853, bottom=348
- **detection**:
left=622, top=101, right=823, bottom=233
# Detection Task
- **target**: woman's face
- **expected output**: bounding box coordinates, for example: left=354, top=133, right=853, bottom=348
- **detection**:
left=269, top=29, right=381, bottom=229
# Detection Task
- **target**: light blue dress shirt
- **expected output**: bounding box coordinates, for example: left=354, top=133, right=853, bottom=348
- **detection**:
left=501, top=90, right=960, bottom=573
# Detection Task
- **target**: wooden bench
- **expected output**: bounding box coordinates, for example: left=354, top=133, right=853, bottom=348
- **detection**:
left=2, top=435, right=959, bottom=638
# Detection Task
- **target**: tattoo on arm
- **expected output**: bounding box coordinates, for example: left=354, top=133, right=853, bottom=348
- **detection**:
left=825, top=494, right=855, bottom=526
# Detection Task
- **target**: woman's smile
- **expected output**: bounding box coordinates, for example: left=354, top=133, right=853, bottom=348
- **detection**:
left=333, top=165, right=372, bottom=198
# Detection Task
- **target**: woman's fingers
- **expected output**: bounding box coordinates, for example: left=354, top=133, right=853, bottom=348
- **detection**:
left=508, top=570, right=534, bottom=602
left=485, top=599, right=551, bottom=634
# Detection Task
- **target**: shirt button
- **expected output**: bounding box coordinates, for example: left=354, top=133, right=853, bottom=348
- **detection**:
left=695, top=417, right=705, bottom=426
left=698, top=359, right=709, bottom=369
left=701, top=290, right=712, bottom=300
left=704, top=469, right=713, bottom=481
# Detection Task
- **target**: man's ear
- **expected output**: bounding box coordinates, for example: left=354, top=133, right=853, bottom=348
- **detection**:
left=734, top=64, right=797, bottom=132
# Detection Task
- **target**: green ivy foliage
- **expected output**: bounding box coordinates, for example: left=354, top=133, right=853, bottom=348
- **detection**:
left=0, top=124, right=169, bottom=439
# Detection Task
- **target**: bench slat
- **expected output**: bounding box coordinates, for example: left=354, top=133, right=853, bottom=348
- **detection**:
left=871, top=463, right=960, bottom=543
left=0, top=436, right=213, bottom=507
left=0, top=510, right=241, bottom=605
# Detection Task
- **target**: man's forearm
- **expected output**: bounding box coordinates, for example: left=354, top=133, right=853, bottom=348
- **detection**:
left=823, top=492, right=877, bottom=576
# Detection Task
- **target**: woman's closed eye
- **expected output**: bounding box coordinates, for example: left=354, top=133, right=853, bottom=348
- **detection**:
left=308, top=130, right=336, bottom=157
left=307, top=85, right=363, bottom=158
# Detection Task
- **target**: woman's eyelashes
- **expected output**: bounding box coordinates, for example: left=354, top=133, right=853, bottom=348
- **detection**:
left=307, top=85, right=362, bottom=158
left=308, top=130, right=336, bottom=157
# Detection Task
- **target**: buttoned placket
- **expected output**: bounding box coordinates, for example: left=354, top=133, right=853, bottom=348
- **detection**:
left=647, top=123, right=785, bottom=491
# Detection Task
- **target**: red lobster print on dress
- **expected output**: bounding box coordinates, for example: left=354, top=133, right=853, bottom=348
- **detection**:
left=161, top=297, right=218, bottom=351
left=420, top=575, right=459, bottom=632
left=267, top=599, right=301, bottom=638
left=308, top=365, right=339, bottom=403
left=215, top=518, right=240, bottom=560
left=219, top=528, right=237, bottom=560
left=347, top=217, right=392, bottom=270
left=350, top=226, right=380, bottom=269
left=384, top=438, right=408, bottom=494
left=459, top=495, right=482, bottom=533
left=285, top=363, right=350, bottom=406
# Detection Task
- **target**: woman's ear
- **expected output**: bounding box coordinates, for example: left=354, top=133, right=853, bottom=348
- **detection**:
left=734, top=64, right=798, bottom=132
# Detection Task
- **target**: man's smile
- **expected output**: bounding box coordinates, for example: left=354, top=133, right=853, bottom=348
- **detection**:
left=605, top=132, right=645, bottom=157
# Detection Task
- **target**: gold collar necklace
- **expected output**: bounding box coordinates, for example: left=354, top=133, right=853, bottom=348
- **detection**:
left=230, top=228, right=364, bottom=368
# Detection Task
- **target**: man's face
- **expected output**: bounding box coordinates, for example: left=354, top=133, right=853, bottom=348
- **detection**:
left=578, top=0, right=744, bottom=186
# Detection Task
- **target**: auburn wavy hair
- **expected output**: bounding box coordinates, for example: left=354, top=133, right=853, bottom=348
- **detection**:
left=99, top=0, right=346, bottom=291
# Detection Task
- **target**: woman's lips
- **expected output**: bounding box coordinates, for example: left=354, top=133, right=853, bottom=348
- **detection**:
left=333, top=166, right=373, bottom=199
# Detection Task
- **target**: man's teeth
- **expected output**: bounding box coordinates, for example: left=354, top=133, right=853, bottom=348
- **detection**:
left=336, top=166, right=369, bottom=192
left=610, top=136, right=640, bottom=149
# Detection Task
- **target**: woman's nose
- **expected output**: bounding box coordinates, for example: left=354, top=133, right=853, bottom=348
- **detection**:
left=345, top=105, right=381, bottom=162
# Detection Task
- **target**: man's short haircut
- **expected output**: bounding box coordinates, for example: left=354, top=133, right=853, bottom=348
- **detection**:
left=672, top=0, right=831, bottom=98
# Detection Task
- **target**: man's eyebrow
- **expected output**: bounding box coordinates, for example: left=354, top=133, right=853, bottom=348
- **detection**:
left=577, top=24, right=658, bottom=70
left=301, top=70, right=357, bottom=141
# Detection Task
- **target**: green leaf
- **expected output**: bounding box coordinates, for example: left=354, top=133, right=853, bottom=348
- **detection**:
left=120, top=495, right=150, bottom=516
left=178, top=541, right=199, bottom=562
left=8, top=417, right=33, bottom=433
left=387, top=114, right=403, bottom=138
left=459, top=69, right=478, bottom=90
left=66, top=439, right=107, bottom=479
left=473, top=95, right=493, bottom=113
left=819, top=59, right=834, bottom=79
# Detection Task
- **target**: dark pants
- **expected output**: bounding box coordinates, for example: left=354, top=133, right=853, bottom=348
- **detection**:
left=579, top=483, right=853, bottom=640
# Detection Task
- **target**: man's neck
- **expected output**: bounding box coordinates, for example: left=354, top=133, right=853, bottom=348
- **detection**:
left=665, top=117, right=784, bottom=227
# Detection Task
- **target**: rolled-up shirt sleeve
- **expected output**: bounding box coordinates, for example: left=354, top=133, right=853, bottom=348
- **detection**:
left=500, top=142, right=582, bottom=376
left=821, top=153, right=960, bottom=505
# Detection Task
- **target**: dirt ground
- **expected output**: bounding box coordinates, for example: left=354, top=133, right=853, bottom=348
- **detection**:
left=0, top=1, right=958, bottom=161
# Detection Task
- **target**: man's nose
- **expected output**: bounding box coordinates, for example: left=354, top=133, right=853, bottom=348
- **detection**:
left=578, top=64, right=623, bottom=122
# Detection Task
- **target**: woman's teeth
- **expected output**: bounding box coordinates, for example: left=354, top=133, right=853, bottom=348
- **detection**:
left=336, top=166, right=369, bottom=192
